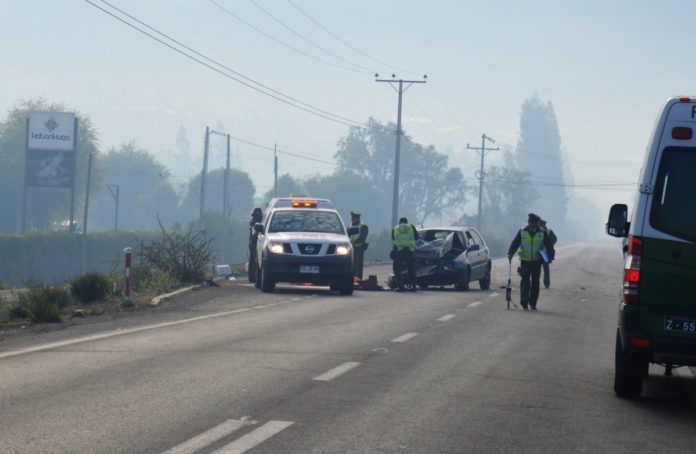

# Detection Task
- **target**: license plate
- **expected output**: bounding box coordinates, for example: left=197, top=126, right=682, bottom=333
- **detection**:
left=664, top=315, right=696, bottom=334
left=300, top=265, right=320, bottom=274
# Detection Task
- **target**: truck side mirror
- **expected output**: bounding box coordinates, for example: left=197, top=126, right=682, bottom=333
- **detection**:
left=606, top=203, right=629, bottom=237
left=253, top=223, right=265, bottom=234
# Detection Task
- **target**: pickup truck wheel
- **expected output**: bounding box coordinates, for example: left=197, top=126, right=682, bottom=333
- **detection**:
left=455, top=268, right=470, bottom=291
left=479, top=263, right=491, bottom=290
left=339, top=277, right=354, bottom=295
left=614, top=332, right=645, bottom=398
left=260, top=266, right=275, bottom=293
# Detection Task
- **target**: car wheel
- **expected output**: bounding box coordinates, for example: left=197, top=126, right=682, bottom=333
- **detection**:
left=339, top=277, right=354, bottom=295
left=614, top=331, right=646, bottom=398
left=455, top=267, right=470, bottom=291
left=260, top=266, right=275, bottom=293
left=479, top=263, right=491, bottom=290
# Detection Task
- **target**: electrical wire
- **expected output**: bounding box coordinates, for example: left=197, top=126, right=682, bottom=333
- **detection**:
left=286, top=0, right=421, bottom=77
left=248, top=0, right=375, bottom=74
left=207, top=0, right=368, bottom=74
left=85, top=0, right=366, bottom=129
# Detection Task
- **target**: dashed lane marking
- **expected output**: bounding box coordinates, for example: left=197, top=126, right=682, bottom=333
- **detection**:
left=313, top=362, right=361, bottom=381
left=391, top=333, right=419, bottom=343
left=468, top=301, right=482, bottom=308
left=211, top=420, right=294, bottom=454
left=437, top=314, right=455, bottom=322
left=0, top=298, right=303, bottom=360
left=162, top=419, right=255, bottom=454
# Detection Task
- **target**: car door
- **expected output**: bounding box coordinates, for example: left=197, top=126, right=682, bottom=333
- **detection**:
left=463, top=230, right=483, bottom=279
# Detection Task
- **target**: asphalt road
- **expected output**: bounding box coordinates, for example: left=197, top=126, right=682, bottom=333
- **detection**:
left=2, top=241, right=696, bottom=453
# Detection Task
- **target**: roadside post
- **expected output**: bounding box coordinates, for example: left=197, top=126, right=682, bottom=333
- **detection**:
left=124, top=247, right=132, bottom=298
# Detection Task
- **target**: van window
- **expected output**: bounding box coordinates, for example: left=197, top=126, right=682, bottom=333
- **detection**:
left=650, top=146, right=696, bottom=242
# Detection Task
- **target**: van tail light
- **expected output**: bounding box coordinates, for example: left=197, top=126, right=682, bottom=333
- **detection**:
left=672, top=127, right=693, bottom=140
left=623, top=235, right=642, bottom=304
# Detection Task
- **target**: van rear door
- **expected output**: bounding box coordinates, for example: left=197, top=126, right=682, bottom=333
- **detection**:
left=640, top=145, right=696, bottom=336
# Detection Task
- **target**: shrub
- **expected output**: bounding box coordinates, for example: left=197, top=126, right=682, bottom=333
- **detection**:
left=141, top=269, right=179, bottom=295
left=22, top=287, right=70, bottom=323
left=70, top=272, right=110, bottom=303
left=8, top=304, right=29, bottom=320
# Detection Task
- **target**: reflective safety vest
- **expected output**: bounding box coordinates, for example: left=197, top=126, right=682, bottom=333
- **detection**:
left=393, top=224, right=416, bottom=251
left=518, top=229, right=545, bottom=262
left=349, top=223, right=366, bottom=248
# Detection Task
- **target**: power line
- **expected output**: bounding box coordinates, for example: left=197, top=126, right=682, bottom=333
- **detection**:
left=286, top=0, right=421, bottom=77
left=85, top=0, right=365, bottom=128
left=248, top=0, right=374, bottom=74
left=207, top=0, right=368, bottom=74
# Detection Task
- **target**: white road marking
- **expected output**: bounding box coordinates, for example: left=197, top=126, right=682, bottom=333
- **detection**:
left=162, top=419, right=255, bottom=454
left=437, top=314, right=455, bottom=322
left=468, top=301, right=482, bottom=308
left=489, top=292, right=499, bottom=298
left=313, top=362, right=361, bottom=381
left=0, top=298, right=302, bottom=360
left=391, top=333, right=419, bottom=343
left=211, top=420, right=294, bottom=454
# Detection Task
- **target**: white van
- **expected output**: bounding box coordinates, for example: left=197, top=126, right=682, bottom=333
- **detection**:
left=607, top=96, right=696, bottom=398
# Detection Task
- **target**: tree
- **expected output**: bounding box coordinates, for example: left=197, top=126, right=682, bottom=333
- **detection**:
left=515, top=95, right=568, bottom=232
left=0, top=98, right=102, bottom=233
left=262, top=173, right=303, bottom=202
left=334, top=117, right=467, bottom=228
left=91, top=142, right=181, bottom=231
left=181, top=167, right=256, bottom=222
left=459, top=166, right=538, bottom=256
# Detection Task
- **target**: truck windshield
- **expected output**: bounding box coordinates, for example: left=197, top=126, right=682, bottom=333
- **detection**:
left=650, top=146, right=696, bottom=242
left=268, top=210, right=344, bottom=234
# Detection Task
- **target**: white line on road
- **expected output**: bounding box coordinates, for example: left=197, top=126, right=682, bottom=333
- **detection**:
left=211, top=420, right=294, bottom=454
left=0, top=298, right=302, bottom=360
left=468, top=301, right=482, bottom=308
left=313, top=362, right=361, bottom=381
left=162, top=419, right=255, bottom=454
left=489, top=292, right=499, bottom=298
left=391, top=333, right=419, bottom=343
left=437, top=314, right=455, bottom=322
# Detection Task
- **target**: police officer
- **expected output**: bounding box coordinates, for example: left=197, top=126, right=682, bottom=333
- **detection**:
left=392, top=217, right=419, bottom=292
left=539, top=219, right=558, bottom=288
left=507, top=213, right=555, bottom=310
left=248, top=207, right=263, bottom=283
left=347, top=211, right=369, bottom=280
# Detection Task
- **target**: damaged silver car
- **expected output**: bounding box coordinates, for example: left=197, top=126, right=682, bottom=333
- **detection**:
left=388, top=227, right=492, bottom=291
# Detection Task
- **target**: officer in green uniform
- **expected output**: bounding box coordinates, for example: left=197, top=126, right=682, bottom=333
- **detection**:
left=347, top=211, right=369, bottom=280
left=507, top=213, right=555, bottom=310
left=392, top=217, right=419, bottom=292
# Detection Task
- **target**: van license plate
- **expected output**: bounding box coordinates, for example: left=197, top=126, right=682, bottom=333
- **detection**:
left=300, top=265, right=320, bottom=274
left=664, top=316, right=696, bottom=333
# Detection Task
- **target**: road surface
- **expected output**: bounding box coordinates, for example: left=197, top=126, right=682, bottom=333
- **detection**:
left=1, top=241, right=695, bottom=453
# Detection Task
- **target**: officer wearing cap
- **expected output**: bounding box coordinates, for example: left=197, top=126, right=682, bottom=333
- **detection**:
left=507, top=213, right=555, bottom=310
left=347, top=211, right=369, bottom=280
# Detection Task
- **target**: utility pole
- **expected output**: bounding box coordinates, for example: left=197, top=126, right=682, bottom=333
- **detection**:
left=199, top=126, right=210, bottom=223
left=223, top=134, right=231, bottom=262
left=375, top=74, right=427, bottom=227
left=273, top=144, right=278, bottom=198
left=107, top=184, right=119, bottom=231
left=467, top=134, right=499, bottom=232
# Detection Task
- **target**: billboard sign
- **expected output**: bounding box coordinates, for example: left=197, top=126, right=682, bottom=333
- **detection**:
left=27, top=112, right=76, bottom=151
left=25, top=149, right=76, bottom=188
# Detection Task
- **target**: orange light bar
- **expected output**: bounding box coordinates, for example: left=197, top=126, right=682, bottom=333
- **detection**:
left=291, top=200, right=317, bottom=208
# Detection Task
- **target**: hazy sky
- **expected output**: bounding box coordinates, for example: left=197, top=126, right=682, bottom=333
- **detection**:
left=2, top=0, right=695, bottom=218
